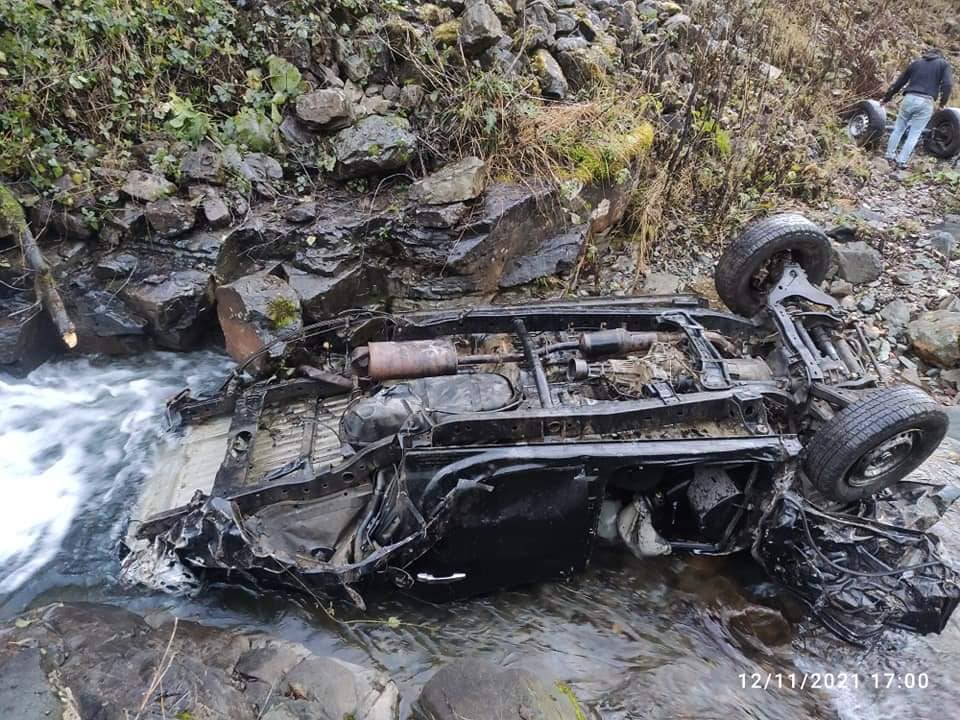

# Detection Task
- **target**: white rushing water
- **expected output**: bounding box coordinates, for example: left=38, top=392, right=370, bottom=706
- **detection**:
left=0, top=352, right=231, bottom=594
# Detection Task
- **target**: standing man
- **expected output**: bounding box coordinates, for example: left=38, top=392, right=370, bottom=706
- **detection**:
left=882, top=48, right=954, bottom=169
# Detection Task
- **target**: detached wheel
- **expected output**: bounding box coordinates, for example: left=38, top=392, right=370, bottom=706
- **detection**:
left=925, top=107, right=960, bottom=158
left=845, top=100, right=886, bottom=148
left=714, top=213, right=832, bottom=316
left=804, top=386, right=948, bottom=503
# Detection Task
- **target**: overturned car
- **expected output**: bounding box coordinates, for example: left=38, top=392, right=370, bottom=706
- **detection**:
left=124, top=213, right=960, bottom=643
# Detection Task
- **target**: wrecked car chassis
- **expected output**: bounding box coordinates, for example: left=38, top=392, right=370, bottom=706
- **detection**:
left=126, top=214, right=957, bottom=642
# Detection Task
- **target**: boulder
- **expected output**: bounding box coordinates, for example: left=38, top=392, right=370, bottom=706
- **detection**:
left=145, top=197, right=197, bottom=238
left=216, top=271, right=303, bottom=371
left=412, top=201, right=470, bottom=228
left=120, top=269, right=213, bottom=350
left=416, top=658, right=584, bottom=720
left=30, top=196, right=95, bottom=242
left=532, top=48, right=569, bottom=99
left=95, top=252, right=139, bottom=280
left=894, top=267, right=924, bottom=286
left=285, top=201, right=318, bottom=224
left=0, top=603, right=399, bottom=720
left=880, top=298, right=912, bottom=329
left=410, top=156, right=486, bottom=205
left=929, top=230, right=956, bottom=259
left=121, top=170, right=176, bottom=202
left=240, top=152, right=284, bottom=185
left=557, top=45, right=611, bottom=90
left=459, top=1, right=505, bottom=56
left=641, top=270, right=682, bottom=294
left=180, top=145, right=225, bottom=184
left=201, top=189, right=231, bottom=228
left=284, top=259, right=387, bottom=321
left=331, top=115, right=418, bottom=178
left=0, top=297, right=61, bottom=374
left=832, top=240, right=882, bottom=284
left=907, top=310, right=960, bottom=368
left=99, top=203, right=146, bottom=246
left=294, top=88, right=354, bottom=131
left=499, top=226, right=587, bottom=287
left=67, top=288, right=150, bottom=355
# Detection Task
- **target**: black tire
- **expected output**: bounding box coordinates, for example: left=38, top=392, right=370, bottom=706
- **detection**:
left=925, top=107, right=960, bottom=158
left=845, top=100, right=886, bottom=148
left=714, top=213, right=832, bottom=316
left=803, top=385, right=948, bottom=503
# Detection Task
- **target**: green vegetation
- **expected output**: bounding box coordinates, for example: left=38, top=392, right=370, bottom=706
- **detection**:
left=267, top=296, right=300, bottom=329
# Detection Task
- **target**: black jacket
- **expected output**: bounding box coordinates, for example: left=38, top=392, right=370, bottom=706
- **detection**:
left=883, top=50, right=954, bottom=105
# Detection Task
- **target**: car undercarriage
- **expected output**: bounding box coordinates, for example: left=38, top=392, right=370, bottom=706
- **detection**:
left=122, top=213, right=960, bottom=644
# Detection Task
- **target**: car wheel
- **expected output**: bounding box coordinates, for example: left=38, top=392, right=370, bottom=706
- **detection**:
left=714, top=213, right=832, bottom=316
left=845, top=100, right=886, bottom=148
left=925, top=107, right=960, bottom=158
left=803, top=385, right=948, bottom=503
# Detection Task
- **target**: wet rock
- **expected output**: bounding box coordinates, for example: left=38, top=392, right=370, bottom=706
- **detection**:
left=410, top=156, right=486, bottom=205
left=121, top=269, right=213, bottom=350
left=0, top=298, right=61, bottom=374
left=641, top=270, right=682, bottom=294
left=216, top=271, right=302, bottom=370
left=285, top=261, right=387, bottom=320
left=285, top=201, right=318, bottom=224
left=95, top=252, right=139, bottom=280
left=930, top=230, right=956, bottom=259
left=279, top=115, right=316, bottom=146
left=500, top=225, right=587, bottom=287
left=121, top=170, right=176, bottom=202
left=145, top=197, right=197, bottom=238
left=180, top=144, right=224, bottom=184
left=894, top=267, right=925, bottom=286
left=459, top=1, right=505, bottom=56
left=331, top=115, right=418, bottom=178
left=99, top=203, right=146, bottom=246
left=832, top=240, right=882, bottom=284
left=0, top=604, right=400, bottom=720
left=294, top=88, right=354, bottom=131
left=240, top=152, right=284, bottom=185
left=412, top=201, right=470, bottom=228
left=907, top=311, right=960, bottom=368
left=533, top=48, right=568, bottom=98
left=880, top=298, right=912, bottom=328
left=417, top=658, right=583, bottom=720
left=67, top=288, right=150, bottom=355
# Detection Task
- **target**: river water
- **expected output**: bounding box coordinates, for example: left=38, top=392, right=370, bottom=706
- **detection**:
left=1, top=353, right=959, bottom=719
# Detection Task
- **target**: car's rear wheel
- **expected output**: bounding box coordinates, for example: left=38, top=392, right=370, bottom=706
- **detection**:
left=924, top=107, right=960, bottom=158
left=714, top=213, right=832, bottom=316
left=803, top=385, right=948, bottom=503
left=845, top=99, right=886, bottom=148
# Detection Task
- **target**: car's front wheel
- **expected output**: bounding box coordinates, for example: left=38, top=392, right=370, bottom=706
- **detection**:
left=803, top=385, right=948, bottom=503
left=925, top=107, right=960, bottom=158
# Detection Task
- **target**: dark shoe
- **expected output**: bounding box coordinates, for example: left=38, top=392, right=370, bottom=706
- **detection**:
left=885, top=157, right=897, bottom=168
left=897, top=162, right=908, bottom=170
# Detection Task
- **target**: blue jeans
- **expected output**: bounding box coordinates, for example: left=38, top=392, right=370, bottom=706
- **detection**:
left=885, top=93, right=935, bottom=166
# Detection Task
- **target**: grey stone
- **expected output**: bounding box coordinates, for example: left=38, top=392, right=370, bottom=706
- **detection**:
left=240, top=153, right=283, bottom=184
left=95, top=252, right=139, bottom=280
left=331, top=115, right=418, bottom=178
left=202, top=190, right=231, bottom=228
left=641, top=270, right=682, bottom=294
left=930, top=230, right=956, bottom=258
left=664, top=12, right=691, bottom=29
left=294, top=88, right=354, bottom=131
left=412, top=202, right=470, bottom=228
left=0, top=604, right=399, bottom=720
left=417, top=658, right=583, bottom=720
left=880, top=298, right=912, bottom=327
left=858, top=295, right=876, bottom=313
left=29, top=197, right=95, bottom=242
left=68, top=288, right=150, bottom=355
left=894, top=268, right=924, bottom=286
left=341, top=53, right=371, bottom=83
left=907, top=310, right=960, bottom=368
left=279, top=115, right=315, bottom=146
left=557, top=45, right=611, bottom=90
left=120, top=170, right=176, bottom=202
left=285, top=202, right=318, bottom=224
left=180, top=145, right=224, bottom=184
left=533, top=48, right=568, bottom=99
left=400, top=84, right=425, bottom=110
left=216, top=271, right=302, bottom=372
left=0, top=298, right=61, bottom=375
left=500, top=226, right=587, bottom=287
left=145, top=197, right=196, bottom=238
left=459, top=1, right=505, bottom=56
left=832, top=240, right=882, bottom=284
left=121, top=269, right=213, bottom=350
left=555, top=11, right=578, bottom=34
left=100, top=202, right=146, bottom=245
left=940, top=294, right=960, bottom=312
left=410, top=156, right=486, bottom=205
left=829, top=279, right=854, bottom=297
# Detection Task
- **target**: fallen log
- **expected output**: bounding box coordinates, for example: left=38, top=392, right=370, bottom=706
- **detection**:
left=0, top=184, right=77, bottom=348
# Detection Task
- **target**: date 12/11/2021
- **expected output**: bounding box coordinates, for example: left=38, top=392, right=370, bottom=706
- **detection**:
left=739, top=672, right=929, bottom=690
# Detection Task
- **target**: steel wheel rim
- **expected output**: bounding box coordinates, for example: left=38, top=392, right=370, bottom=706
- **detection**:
left=847, top=113, right=870, bottom=140
left=848, top=430, right=920, bottom=487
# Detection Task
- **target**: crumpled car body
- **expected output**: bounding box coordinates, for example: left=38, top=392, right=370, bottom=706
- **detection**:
left=123, top=215, right=960, bottom=643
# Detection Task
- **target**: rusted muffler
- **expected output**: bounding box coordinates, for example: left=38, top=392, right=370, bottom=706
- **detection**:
left=578, top=329, right=735, bottom=357
left=358, top=339, right=459, bottom=381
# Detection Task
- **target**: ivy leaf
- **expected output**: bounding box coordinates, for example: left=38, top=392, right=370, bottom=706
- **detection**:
left=233, top=107, right=275, bottom=151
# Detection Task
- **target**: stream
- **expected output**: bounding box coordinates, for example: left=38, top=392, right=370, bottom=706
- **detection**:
left=1, top=353, right=959, bottom=719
